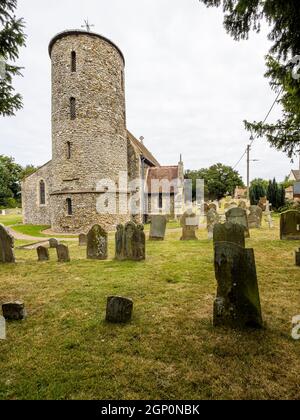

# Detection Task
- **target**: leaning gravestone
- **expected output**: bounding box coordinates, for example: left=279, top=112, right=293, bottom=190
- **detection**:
left=37, top=246, right=49, bottom=262
left=0, top=224, right=15, bottom=263
left=2, top=302, right=26, bottom=320
left=207, top=209, right=220, bottom=240
left=106, top=296, right=133, bottom=323
left=180, top=211, right=199, bottom=241
left=56, top=244, right=70, bottom=262
left=87, top=225, right=108, bottom=260
left=149, top=215, right=167, bottom=241
left=296, top=249, right=300, bottom=267
left=49, top=238, right=59, bottom=249
left=226, top=207, right=250, bottom=238
left=213, top=223, right=263, bottom=329
left=280, top=210, right=300, bottom=240
left=248, top=205, right=262, bottom=229
left=116, top=222, right=146, bottom=261
left=79, top=234, right=87, bottom=247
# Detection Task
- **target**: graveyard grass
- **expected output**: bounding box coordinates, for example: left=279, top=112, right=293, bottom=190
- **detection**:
left=0, top=217, right=300, bottom=400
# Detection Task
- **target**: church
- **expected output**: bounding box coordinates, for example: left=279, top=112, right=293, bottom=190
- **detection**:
left=22, top=29, right=184, bottom=233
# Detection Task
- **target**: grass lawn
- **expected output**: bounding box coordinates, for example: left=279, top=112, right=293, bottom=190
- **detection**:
left=0, top=220, right=300, bottom=400
left=0, top=214, right=23, bottom=227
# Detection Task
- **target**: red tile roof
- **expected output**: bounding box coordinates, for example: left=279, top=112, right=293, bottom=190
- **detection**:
left=146, top=166, right=180, bottom=193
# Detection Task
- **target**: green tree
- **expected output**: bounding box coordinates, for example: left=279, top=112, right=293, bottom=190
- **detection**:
left=0, top=155, right=22, bottom=207
left=185, top=163, right=244, bottom=200
left=198, top=0, right=300, bottom=158
left=0, top=0, right=26, bottom=116
left=249, top=178, right=267, bottom=205
left=267, top=178, right=285, bottom=209
left=21, top=164, right=37, bottom=179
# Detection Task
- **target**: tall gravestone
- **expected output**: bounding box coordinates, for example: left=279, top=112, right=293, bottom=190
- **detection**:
left=226, top=207, right=250, bottom=238
left=79, top=234, right=87, bottom=247
left=149, top=215, right=167, bottom=241
left=180, top=211, right=198, bottom=241
left=37, top=246, right=49, bottom=262
left=0, top=224, right=15, bottom=263
left=115, top=222, right=145, bottom=261
left=56, top=244, right=70, bottom=262
left=87, top=225, right=108, bottom=260
left=207, top=209, right=220, bottom=240
left=248, top=205, right=262, bottom=229
left=280, top=210, right=300, bottom=240
left=213, top=223, right=263, bottom=329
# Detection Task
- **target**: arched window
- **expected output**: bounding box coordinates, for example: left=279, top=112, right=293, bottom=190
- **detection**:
left=66, top=198, right=72, bottom=216
left=71, top=51, right=76, bottom=72
left=39, top=180, right=46, bottom=205
left=70, top=97, right=76, bottom=120
left=158, top=193, right=163, bottom=209
left=67, top=141, right=71, bottom=159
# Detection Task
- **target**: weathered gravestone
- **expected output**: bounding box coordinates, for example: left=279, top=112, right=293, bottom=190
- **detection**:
left=2, top=302, right=26, bottom=320
left=207, top=209, right=220, bottom=240
left=79, top=233, right=87, bottom=247
left=248, top=205, right=263, bottom=229
left=0, top=224, right=15, bottom=263
left=49, top=238, right=59, bottom=249
left=226, top=207, right=250, bottom=238
left=87, top=225, right=108, bottom=260
left=280, top=210, right=300, bottom=240
left=37, top=246, right=49, bottom=262
left=180, top=211, right=199, bottom=241
left=115, top=222, right=146, bottom=261
left=213, top=223, right=263, bottom=329
left=209, top=203, right=217, bottom=211
left=295, top=249, right=300, bottom=267
left=106, top=296, right=133, bottom=323
left=149, top=215, right=167, bottom=241
left=56, top=244, right=70, bottom=262
left=238, top=200, right=247, bottom=210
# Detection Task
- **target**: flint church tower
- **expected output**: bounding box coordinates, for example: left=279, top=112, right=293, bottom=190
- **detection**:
left=22, top=29, right=184, bottom=233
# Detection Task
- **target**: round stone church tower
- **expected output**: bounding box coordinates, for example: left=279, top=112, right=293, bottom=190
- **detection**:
left=48, top=30, right=129, bottom=232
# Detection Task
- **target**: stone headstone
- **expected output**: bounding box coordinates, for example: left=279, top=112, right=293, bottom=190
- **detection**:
left=207, top=209, right=220, bottom=240
left=209, top=203, right=217, bottom=212
left=49, top=238, right=59, bottom=249
left=213, top=222, right=245, bottom=248
left=264, top=202, right=274, bottom=229
left=180, top=211, right=199, bottom=241
left=79, top=234, right=87, bottom=247
left=238, top=200, right=247, bottom=210
left=258, top=197, right=267, bottom=211
left=87, top=225, right=108, bottom=260
left=203, top=203, right=209, bottom=215
left=115, top=222, right=146, bottom=261
left=106, top=296, right=133, bottom=323
left=248, top=205, right=262, bottom=229
left=280, top=210, right=300, bottom=240
left=226, top=208, right=250, bottom=238
left=0, top=224, right=15, bottom=263
left=213, top=241, right=263, bottom=329
left=149, top=215, right=167, bottom=241
left=295, top=249, right=300, bottom=267
left=56, top=244, right=70, bottom=262
left=2, top=302, right=26, bottom=320
left=37, top=246, right=49, bottom=262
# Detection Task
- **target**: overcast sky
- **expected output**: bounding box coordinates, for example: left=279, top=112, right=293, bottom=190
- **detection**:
left=0, top=0, right=296, bottom=182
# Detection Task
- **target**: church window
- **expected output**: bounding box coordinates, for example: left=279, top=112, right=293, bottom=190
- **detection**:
left=158, top=193, right=163, bottom=209
left=70, top=97, right=76, bottom=120
left=67, top=141, right=71, bottom=159
left=67, top=198, right=73, bottom=216
left=71, top=51, right=76, bottom=72
left=39, top=180, right=46, bottom=205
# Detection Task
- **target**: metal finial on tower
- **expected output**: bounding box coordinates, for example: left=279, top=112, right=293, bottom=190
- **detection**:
left=81, top=19, right=95, bottom=32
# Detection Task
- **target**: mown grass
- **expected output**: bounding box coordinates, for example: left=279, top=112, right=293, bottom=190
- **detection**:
left=0, top=214, right=22, bottom=227
left=0, top=220, right=300, bottom=400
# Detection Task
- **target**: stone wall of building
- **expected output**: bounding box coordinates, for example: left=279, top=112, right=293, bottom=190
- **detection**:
left=21, top=161, right=52, bottom=225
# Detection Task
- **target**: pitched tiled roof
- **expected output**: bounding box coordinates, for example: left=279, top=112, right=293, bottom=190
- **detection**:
left=146, top=166, right=180, bottom=193
left=292, top=170, right=300, bottom=181
left=127, top=131, right=160, bottom=167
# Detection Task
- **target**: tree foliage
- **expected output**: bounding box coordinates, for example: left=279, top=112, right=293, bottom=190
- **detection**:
left=267, top=178, right=285, bottom=209
left=0, top=0, right=26, bottom=116
left=198, top=0, right=300, bottom=158
left=185, top=163, right=244, bottom=200
left=249, top=178, right=267, bottom=205
left=0, top=154, right=22, bottom=207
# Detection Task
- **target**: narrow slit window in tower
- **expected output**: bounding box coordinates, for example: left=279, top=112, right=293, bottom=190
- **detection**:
left=67, top=198, right=73, bottom=216
left=70, top=97, right=76, bottom=120
left=71, top=51, right=76, bottom=72
left=67, top=141, right=71, bottom=159
left=39, top=180, right=46, bottom=205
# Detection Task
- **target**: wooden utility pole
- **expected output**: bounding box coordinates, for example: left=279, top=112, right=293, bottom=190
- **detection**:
left=247, top=145, right=251, bottom=200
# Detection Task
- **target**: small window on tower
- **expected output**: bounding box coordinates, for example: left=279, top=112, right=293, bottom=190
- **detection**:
left=66, top=198, right=73, bottom=216
left=71, top=51, right=76, bottom=72
left=70, top=97, right=76, bottom=120
left=39, top=180, right=46, bottom=205
left=121, top=70, right=124, bottom=90
left=67, top=141, right=71, bottom=159
left=158, top=193, right=163, bottom=209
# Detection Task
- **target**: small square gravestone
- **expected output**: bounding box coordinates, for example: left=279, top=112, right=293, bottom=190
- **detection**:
left=226, top=207, right=250, bottom=238
left=149, top=215, right=167, bottom=241
left=2, top=302, right=26, bottom=321
left=56, top=244, right=70, bottom=262
left=79, top=233, right=87, bottom=247
left=180, top=211, right=199, bottom=241
left=280, top=210, right=300, bottom=240
left=37, top=246, right=49, bottom=262
left=106, top=296, right=133, bottom=323
left=49, top=238, right=59, bottom=249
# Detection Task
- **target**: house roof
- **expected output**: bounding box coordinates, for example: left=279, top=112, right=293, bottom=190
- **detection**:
left=146, top=166, right=180, bottom=193
left=291, top=170, right=300, bottom=181
left=127, top=131, right=160, bottom=167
